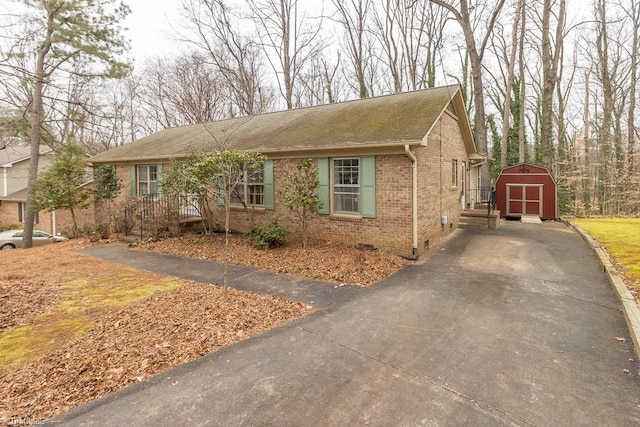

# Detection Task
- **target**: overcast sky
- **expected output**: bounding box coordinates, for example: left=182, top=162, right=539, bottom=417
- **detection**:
left=124, top=0, right=184, bottom=63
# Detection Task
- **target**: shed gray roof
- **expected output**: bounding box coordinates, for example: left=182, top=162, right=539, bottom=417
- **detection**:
left=91, top=85, right=477, bottom=164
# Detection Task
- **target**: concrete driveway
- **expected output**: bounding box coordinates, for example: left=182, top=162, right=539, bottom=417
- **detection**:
left=52, top=222, right=640, bottom=426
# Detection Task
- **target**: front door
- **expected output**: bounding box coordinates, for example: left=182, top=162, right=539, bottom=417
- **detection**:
left=506, top=184, right=543, bottom=217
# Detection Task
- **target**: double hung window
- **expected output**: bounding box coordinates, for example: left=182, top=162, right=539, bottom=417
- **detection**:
left=333, top=158, right=360, bottom=214
left=137, top=165, right=159, bottom=196
left=18, top=202, right=38, bottom=224
left=451, top=159, right=458, bottom=187
left=231, top=167, right=265, bottom=207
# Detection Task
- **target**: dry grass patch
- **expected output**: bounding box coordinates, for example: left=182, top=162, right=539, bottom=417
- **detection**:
left=0, top=240, right=313, bottom=422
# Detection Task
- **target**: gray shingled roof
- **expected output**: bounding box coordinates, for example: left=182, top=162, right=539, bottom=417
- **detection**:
left=0, top=145, right=53, bottom=167
left=90, top=85, right=476, bottom=164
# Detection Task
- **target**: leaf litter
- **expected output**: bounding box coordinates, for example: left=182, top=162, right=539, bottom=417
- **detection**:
left=0, top=235, right=404, bottom=422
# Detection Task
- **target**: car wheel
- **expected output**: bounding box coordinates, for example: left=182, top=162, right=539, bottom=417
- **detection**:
left=1, top=243, right=16, bottom=250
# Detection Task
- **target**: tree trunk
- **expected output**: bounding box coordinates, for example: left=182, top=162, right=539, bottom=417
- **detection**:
left=540, top=0, right=566, bottom=170
left=281, top=0, right=293, bottom=109
left=224, top=184, right=230, bottom=300
left=70, top=206, right=78, bottom=238
left=302, top=205, right=307, bottom=249
left=500, top=0, right=524, bottom=169
left=518, top=1, right=527, bottom=163
left=332, top=0, right=372, bottom=98
left=428, top=0, right=506, bottom=187
left=626, top=0, right=639, bottom=197
left=24, top=39, right=51, bottom=249
left=596, top=0, right=614, bottom=214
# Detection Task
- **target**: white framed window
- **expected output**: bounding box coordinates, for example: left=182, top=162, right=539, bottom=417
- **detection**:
left=451, top=159, right=458, bottom=187
left=231, top=167, right=265, bottom=207
left=18, top=202, right=39, bottom=224
left=333, top=158, right=360, bottom=214
left=137, top=165, right=159, bottom=196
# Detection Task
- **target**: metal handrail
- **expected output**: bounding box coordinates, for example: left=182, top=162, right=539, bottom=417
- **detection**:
left=124, top=193, right=188, bottom=239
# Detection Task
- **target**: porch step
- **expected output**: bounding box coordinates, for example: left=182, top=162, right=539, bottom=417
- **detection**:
left=459, top=216, right=492, bottom=229
left=459, top=209, right=502, bottom=230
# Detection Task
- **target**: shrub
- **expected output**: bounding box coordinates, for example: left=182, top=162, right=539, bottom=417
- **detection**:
left=250, top=220, right=287, bottom=250
left=0, top=223, right=22, bottom=232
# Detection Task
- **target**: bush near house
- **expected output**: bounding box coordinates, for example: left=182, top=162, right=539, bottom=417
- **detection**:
left=0, top=223, right=21, bottom=232
left=250, top=220, right=288, bottom=249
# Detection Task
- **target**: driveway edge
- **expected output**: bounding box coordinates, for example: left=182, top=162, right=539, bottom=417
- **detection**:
left=565, top=219, right=640, bottom=361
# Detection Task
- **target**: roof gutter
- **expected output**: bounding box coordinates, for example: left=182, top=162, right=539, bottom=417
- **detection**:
left=404, top=144, right=419, bottom=260
left=89, top=141, right=424, bottom=165
left=470, top=158, right=490, bottom=168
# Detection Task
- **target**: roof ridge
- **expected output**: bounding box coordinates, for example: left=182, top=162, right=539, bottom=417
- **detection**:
left=163, top=85, right=461, bottom=131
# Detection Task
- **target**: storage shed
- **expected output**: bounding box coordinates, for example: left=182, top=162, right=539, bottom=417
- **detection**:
left=495, top=163, right=557, bottom=220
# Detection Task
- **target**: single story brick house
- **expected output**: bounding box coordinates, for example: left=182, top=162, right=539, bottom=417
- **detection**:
left=90, top=85, right=485, bottom=257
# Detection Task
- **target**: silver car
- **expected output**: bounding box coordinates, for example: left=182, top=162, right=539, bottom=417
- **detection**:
left=0, top=229, right=68, bottom=250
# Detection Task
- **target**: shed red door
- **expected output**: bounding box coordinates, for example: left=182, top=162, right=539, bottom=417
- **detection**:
left=506, top=184, right=542, bottom=216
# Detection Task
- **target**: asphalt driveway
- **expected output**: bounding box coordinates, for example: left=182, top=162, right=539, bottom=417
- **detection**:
left=52, top=221, right=640, bottom=426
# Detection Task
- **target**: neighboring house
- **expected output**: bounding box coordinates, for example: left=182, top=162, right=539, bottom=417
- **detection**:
left=90, top=85, right=487, bottom=257
left=0, top=145, right=93, bottom=236
left=0, top=145, right=54, bottom=230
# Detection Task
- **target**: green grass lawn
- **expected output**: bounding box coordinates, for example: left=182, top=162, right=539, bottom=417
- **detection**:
left=571, top=218, right=640, bottom=290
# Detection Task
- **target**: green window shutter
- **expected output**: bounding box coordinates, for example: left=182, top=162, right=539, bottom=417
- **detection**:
left=317, top=157, right=329, bottom=215
left=156, top=164, right=163, bottom=195
left=263, top=159, right=274, bottom=210
left=360, top=156, right=376, bottom=218
left=130, top=165, right=137, bottom=198
left=217, top=177, right=225, bottom=206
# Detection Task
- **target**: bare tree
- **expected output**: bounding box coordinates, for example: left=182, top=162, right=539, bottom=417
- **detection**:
left=330, top=0, right=374, bottom=98
left=428, top=0, right=507, bottom=186
left=540, top=0, right=567, bottom=170
left=0, top=0, right=130, bottom=248
left=373, top=0, right=445, bottom=91
left=139, top=53, right=226, bottom=128
left=499, top=0, right=525, bottom=169
left=180, top=0, right=274, bottom=116
left=517, top=0, right=527, bottom=163
left=245, top=0, right=324, bottom=109
left=297, top=55, right=343, bottom=106
left=373, top=0, right=404, bottom=93
left=622, top=0, right=639, bottom=197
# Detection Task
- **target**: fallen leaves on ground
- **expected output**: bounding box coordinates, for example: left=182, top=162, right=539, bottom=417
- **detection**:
left=137, top=234, right=406, bottom=286
left=0, top=280, right=58, bottom=330
left=0, top=241, right=313, bottom=422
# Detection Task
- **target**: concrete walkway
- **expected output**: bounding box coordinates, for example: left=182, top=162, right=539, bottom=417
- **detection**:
left=51, top=222, right=640, bottom=426
left=77, top=244, right=360, bottom=308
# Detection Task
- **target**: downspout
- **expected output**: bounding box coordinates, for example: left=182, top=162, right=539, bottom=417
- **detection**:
left=404, top=145, right=419, bottom=260
left=51, top=208, right=57, bottom=236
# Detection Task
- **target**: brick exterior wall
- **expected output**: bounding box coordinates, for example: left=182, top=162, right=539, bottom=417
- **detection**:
left=94, top=164, right=137, bottom=226
left=214, top=155, right=414, bottom=254
left=415, top=111, right=470, bottom=251
left=53, top=205, right=95, bottom=236
left=0, top=200, right=93, bottom=236
left=102, top=111, right=472, bottom=256
left=0, top=201, right=20, bottom=227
